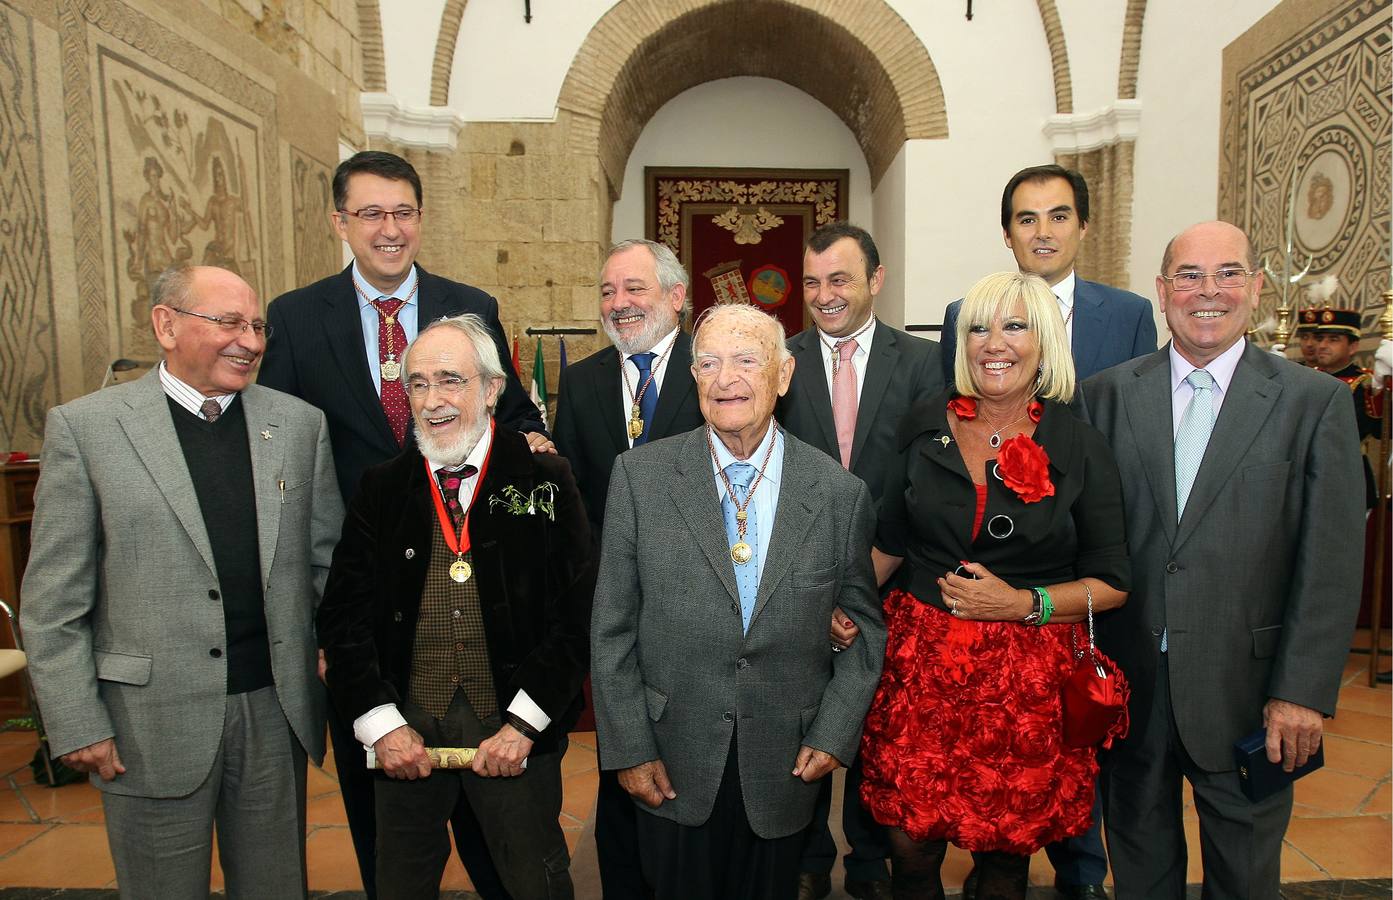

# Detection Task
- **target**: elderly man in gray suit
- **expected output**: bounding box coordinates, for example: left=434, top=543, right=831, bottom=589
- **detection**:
left=21, top=265, right=342, bottom=898
left=591, top=302, right=886, bottom=900
left=1083, top=221, right=1364, bottom=899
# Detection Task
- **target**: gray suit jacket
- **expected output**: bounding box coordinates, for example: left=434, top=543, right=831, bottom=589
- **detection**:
left=20, top=371, right=342, bottom=797
left=590, top=426, right=885, bottom=838
left=1083, top=342, right=1363, bottom=770
left=778, top=320, right=944, bottom=509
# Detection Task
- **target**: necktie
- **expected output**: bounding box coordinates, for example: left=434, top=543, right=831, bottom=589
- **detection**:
left=372, top=298, right=410, bottom=447
left=435, top=465, right=480, bottom=528
left=1165, top=369, right=1215, bottom=653
left=630, top=352, right=659, bottom=446
left=721, top=462, right=759, bottom=633
left=832, top=339, right=859, bottom=468
left=200, top=399, right=223, bottom=422
left=1174, top=369, right=1216, bottom=519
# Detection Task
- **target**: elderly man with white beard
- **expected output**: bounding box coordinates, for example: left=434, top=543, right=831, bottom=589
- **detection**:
left=318, top=313, right=596, bottom=900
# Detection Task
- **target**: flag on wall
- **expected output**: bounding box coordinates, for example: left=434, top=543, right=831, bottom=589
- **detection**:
left=531, top=337, right=548, bottom=429
left=558, top=336, right=569, bottom=371
left=511, top=333, right=521, bottom=377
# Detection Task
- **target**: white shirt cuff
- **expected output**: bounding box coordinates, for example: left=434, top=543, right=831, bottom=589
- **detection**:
left=507, top=690, right=551, bottom=733
left=354, top=703, right=408, bottom=750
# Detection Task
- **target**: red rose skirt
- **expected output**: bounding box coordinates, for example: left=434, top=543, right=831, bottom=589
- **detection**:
left=859, top=589, right=1097, bottom=854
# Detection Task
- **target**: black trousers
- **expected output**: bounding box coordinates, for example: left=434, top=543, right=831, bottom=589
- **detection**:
left=799, top=755, right=891, bottom=882
left=595, top=767, right=652, bottom=898
left=637, top=735, right=802, bottom=900
left=326, top=690, right=511, bottom=899
left=374, top=691, right=569, bottom=900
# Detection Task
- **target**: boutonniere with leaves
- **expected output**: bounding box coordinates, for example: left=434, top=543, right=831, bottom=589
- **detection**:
left=488, top=482, right=558, bottom=520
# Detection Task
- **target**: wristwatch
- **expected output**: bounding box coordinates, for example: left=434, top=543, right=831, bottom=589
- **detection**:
left=1021, top=587, right=1044, bottom=625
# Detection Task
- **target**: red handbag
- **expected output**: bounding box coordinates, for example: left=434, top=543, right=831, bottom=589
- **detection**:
left=1061, top=587, right=1130, bottom=749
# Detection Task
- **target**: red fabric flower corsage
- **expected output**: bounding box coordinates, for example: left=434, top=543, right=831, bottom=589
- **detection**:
left=1026, top=400, right=1043, bottom=423
left=996, top=433, right=1054, bottom=503
left=947, top=395, right=977, bottom=420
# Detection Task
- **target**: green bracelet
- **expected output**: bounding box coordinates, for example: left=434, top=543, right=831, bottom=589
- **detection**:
left=1038, top=587, right=1054, bottom=626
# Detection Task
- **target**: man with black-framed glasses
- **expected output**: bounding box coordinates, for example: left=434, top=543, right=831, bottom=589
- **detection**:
left=259, top=149, right=536, bottom=898
left=21, top=264, right=343, bottom=897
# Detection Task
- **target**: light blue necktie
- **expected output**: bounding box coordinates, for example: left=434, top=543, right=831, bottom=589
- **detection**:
left=721, top=462, right=759, bottom=633
left=1164, top=368, right=1216, bottom=652
left=630, top=352, right=658, bottom=446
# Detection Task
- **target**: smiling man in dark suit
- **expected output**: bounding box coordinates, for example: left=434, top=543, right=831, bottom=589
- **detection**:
left=317, top=313, right=594, bottom=900
left=778, top=222, right=942, bottom=900
left=552, top=238, right=704, bottom=898
left=1085, top=222, right=1363, bottom=899
left=258, top=150, right=539, bottom=898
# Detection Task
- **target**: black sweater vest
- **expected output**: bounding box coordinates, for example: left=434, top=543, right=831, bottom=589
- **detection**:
left=168, top=396, right=273, bottom=694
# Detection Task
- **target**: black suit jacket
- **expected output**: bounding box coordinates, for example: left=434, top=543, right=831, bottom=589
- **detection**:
left=778, top=320, right=944, bottom=508
left=317, top=428, right=595, bottom=754
left=552, top=335, right=704, bottom=530
left=259, top=265, right=544, bottom=502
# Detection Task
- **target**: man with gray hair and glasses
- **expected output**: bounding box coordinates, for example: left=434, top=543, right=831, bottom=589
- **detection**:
left=21, top=265, right=342, bottom=897
left=319, top=313, right=595, bottom=900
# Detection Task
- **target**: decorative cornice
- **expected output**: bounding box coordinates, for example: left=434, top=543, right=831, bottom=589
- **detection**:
left=360, top=93, right=466, bottom=150
left=1043, top=100, right=1142, bottom=152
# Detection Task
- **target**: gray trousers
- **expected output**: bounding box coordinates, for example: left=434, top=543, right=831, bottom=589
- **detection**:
left=375, top=689, right=572, bottom=900
left=102, top=685, right=308, bottom=899
left=1101, top=655, right=1292, bottom=900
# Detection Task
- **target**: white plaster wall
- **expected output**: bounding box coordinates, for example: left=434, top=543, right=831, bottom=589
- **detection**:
left=377, top=0, right=446, bottom=106
left=611, top=77, right=873, bottom=246
left=872, top=145, right=908, bottom=329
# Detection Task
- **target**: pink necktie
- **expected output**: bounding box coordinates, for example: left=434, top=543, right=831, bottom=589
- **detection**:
left=832, top=339, right=858, bottom=469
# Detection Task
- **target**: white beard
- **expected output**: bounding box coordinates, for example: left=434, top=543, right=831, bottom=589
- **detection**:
left=413, top=400, right=490, bottom=466
left=604, top=306, right=679, bottom=356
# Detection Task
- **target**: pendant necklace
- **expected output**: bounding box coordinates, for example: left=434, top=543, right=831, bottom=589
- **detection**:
left=620, top=337, right=673, bottom=441
left=979, top=406, right=1031, bottom=449
left=707, top=426, right=778, bottom=565
left=356, top=277, right=421, bottom=382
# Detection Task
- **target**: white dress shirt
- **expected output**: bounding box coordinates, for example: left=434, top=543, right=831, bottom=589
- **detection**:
left=619, top=326, right=681, bottom=448
left=352, top=425, right=550, bottom=749
left=815, top=317, right=877, bottom=402
left=1053, top=271, right=1077, bottom=343
left=158, top=362, right=234, bottom=418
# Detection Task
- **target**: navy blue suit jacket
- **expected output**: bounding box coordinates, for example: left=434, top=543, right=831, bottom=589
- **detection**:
left=938, top=277, right=1156, bottom=385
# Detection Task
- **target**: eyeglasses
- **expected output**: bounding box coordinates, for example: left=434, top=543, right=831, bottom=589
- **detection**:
left=338, top=207, right=422, bottom=224
left=404, top=375, right=477, bottom=397
left=1160, top=268, right=1255, bottom=291
left=172, top=308, right=272, bottom=337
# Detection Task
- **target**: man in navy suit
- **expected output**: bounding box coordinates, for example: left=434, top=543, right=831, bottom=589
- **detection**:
left=941, top=165, right=1156, bottom=386
left=259, top=150, right=542, bottom=899
left=941, top=165, right=1155, bottom=899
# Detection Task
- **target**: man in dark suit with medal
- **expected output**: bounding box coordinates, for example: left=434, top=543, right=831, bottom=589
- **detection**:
left=318, top=313, right=594, bottom=900
left=258, top=150, right=543, bottom=897
left=552, top=239, right=704, bottom=897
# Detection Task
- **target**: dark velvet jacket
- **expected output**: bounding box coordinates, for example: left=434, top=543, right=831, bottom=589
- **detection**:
left=876, top=389, right=1131, bottom=611
left=318, top=427, right=595, bottom=753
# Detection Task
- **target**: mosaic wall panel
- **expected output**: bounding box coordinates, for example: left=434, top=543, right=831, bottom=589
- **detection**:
left=290, top=145, right=340, bottom=286
left=0, top=3, right=57, bottom=452
left=1220, top=0, right=1392, bottom=342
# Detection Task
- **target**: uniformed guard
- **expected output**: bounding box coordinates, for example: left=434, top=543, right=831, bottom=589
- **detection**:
left=1295, top=307, right=1322, bottom=368
left=1311, top=307, right=1380, bottom=507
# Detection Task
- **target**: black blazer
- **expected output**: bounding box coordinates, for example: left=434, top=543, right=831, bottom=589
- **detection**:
left=552, top=335, right=703, bottom=530
left=778, top=320, right=944, bottom=509
left=317, top=428, right=595, bottom=754
left=877, top=389, right=1131, bottom=611
left=258, top=265, right=544, bottom=502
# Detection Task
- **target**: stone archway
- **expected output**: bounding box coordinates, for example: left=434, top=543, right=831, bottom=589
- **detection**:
left=554, top=0, right=948, bottom=196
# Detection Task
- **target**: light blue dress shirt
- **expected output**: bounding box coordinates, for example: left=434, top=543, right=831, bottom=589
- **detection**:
left=353, top=261, right=420, bottom=394
left=708, top=423, right=784, bottom=583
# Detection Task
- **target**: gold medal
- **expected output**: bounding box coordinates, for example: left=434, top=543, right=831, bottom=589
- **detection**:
left=449, top=558, right=472, bottom=583
left=731, top=541, right=753, bottom=565
left=628, top=417, right=645, bottom=439
left=380, top=357, right=402, bottom=382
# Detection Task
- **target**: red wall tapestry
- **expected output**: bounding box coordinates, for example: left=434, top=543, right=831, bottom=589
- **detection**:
left=645, top=168, right=849, bottom=339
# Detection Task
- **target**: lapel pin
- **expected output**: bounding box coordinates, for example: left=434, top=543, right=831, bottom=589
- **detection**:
left=261, top=430, right=272, bottom=440
left=404, top=548, right=415, bottom=559
left=938, top=435, right=952, bottom=448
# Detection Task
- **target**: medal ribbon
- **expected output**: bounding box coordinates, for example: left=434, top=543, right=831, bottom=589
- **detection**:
left=424, top=419, right=496, bottom=560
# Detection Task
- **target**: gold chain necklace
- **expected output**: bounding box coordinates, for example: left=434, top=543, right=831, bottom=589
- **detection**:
left=707, top=426, right=778, bottom=565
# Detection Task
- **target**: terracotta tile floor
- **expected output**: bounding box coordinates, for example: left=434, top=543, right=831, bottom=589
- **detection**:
left=0, top=640, right=1385, bottom=897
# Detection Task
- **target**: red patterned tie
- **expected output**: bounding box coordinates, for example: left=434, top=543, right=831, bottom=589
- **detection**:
left=372, top=298, right=410, bottom=446
left=435, top=465, right=480, bottom=526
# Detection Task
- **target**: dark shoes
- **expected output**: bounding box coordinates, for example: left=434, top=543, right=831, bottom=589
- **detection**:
left=1054, top=880, right=1110, bottom=899
left=845, top=878, right=893, bottom=900
left=798, top=873, right=831, bottom=900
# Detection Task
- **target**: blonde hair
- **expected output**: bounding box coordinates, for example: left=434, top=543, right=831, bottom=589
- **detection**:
left=953, top=271, right=1075, bottom=403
